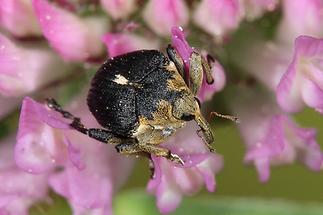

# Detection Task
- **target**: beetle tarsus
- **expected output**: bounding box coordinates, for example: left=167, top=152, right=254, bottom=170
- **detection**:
left=45, top=98, right=114, bottom=144
left=168, top=153, right=185, bottom=165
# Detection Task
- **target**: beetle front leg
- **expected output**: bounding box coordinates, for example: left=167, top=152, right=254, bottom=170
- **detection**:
left=202, top=54, right=215, bottom=85
left=115, top=142, right=156, bottom=178
left=195, top=114, right=215, bottom=152
left=139, top=144, right=184, bottom=165
left=166, top=45, right=186, bottom=83
left=189, top=51, right=204, bottom=95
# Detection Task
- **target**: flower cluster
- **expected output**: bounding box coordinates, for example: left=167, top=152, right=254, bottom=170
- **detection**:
left=0, top=0, right=322, bottom=214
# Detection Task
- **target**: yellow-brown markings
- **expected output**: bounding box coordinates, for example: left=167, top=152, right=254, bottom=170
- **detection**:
left=133, top=100, right=184, bottom=145
left=165, top=62, right=189, bottom=92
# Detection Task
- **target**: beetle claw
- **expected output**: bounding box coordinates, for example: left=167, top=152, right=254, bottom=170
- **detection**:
left=169, top=153, right=185, bottom=165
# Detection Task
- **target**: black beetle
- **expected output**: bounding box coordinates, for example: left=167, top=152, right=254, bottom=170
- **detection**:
left=47, top=45, right=215, bottom=166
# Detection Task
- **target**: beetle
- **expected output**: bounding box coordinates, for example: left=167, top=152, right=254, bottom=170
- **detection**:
left=46, top=45, right=215, bottom=166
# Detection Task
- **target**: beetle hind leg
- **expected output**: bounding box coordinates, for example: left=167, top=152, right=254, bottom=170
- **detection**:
left=46, top=98, right=115, bottom=144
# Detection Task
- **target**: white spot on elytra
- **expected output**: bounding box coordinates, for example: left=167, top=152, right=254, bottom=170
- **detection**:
left=45, top=15, right=51, bottom=20
left=113, top=74, right=129, bottom=85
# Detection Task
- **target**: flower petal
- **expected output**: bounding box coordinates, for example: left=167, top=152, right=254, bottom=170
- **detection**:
left=198, top=58, right=226, bottom=102
left=50, top=137, right=133, bottom=214
left=0, top=33, right=69, bottom=97
left=193, top=0, right=243, bottom=38
left=171, top=26, right=193, bottom=71
left=276, top=36, right=323, bottom=113
left=15, top=97, right=69, bottom=173
left=33, top=0, right=107, bottom=61
left=143, top=0, right=189, bottom=36
left=0, top=136, right=48, bottom=215
left=0, top=0, right=41, bottom=37
left=100, top=0, right=137, bottom=20
left=235, top=94, right=323, bottom=182
left=301, top=78, right=323, bottom=109
left=277, top=0, right=323, bottom=44
left=102, top=33, right=159, bottom=58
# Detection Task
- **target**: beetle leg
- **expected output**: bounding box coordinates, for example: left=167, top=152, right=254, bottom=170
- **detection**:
left=166, top=44, right=187, bottom=83
left=203, top=54, right=215, bottom=84
left=46, top=98, right=80, bottom=122
left=115, top=142, right=156, bottom=178
left=46, top=98, right=115, bottom=144
left=195, top=114, right=215, bottom=152
left=115, top=142, right=142, bottom=154
left=189, top=51, right=204, bottom=95
left=139, top=144, right=184, bottom=165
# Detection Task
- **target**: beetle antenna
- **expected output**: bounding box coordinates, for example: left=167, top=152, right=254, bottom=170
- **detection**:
left=209, top=111, right=240, bottom=123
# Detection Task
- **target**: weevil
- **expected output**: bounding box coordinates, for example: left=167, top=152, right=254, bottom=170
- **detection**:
left=47, top=45, right=215, bottom=166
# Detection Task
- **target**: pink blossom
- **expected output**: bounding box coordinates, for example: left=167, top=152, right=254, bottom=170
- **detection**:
left=0, top=33, right=68, bottom=97
left=277, top=36, right=323, bottom=113
left=242, top=0, right=278, bottom=21
left=0, top=136, right=48, bottom=215
left=15, top=97, right=133, bottom=214
left=32, top=0, right=108, bottom=61
left=277, top=0, right=323, bottom=44
left=16, top=97, right=72, bottom=174
left=148, top=123, right=223, bottom=214
left=232, top=39, right=293, bottom=91
left=235, top=96, right=323, bottom=182
left=171, top=27, right=193, bottom=71
left=102, top=33, right=160, bottom=58
left=143, top=0, right=189, bottom=36
left=171, top=27, right=226, bottom=102
left=0, top=0, right=41, bottom=37
left=193, top=0, right=243, bottom=39
left=100, top=0, right=137, bottom=20
left=198, top=54, right=226, bottom=102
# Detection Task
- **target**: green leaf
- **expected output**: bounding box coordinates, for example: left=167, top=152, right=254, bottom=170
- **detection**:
left=114, top=189, right=323, bottom=215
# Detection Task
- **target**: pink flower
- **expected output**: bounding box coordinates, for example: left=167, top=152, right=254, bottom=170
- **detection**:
left=100, top=0, right=137, bottom=20
left=198, top=53, right=226, bottom=102
left=193, top=0, right=243, bottom=39
left=171, top=27, right=226, bottom=102
left=235, top=95, right=323, bottom=182
left=232, top=39, right=293, bottom=91
left=143, top=0, right=189, bottom=36
left=0, top=136, right=48, bottom=215
left=102, top=33, right=160, bottom=58
left=0, top=0, right=41, bottom=37
left=32, top=0, right=108, bottom=61
left=0, top=33, right=68, bottom=97
left=15, top=97, right=134, bottom=214
left=148, top=123, right=223, bottom=214
left=277, top=36, right=323, bottom=113
left=277, top=0, right=323, bottom=44
left=242, top=0, right=278, bottom=21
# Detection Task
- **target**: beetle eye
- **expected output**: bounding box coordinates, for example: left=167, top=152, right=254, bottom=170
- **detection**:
left=195, top=97, right=201, bottom=108
left=181, top=113, right=195, bottom=121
